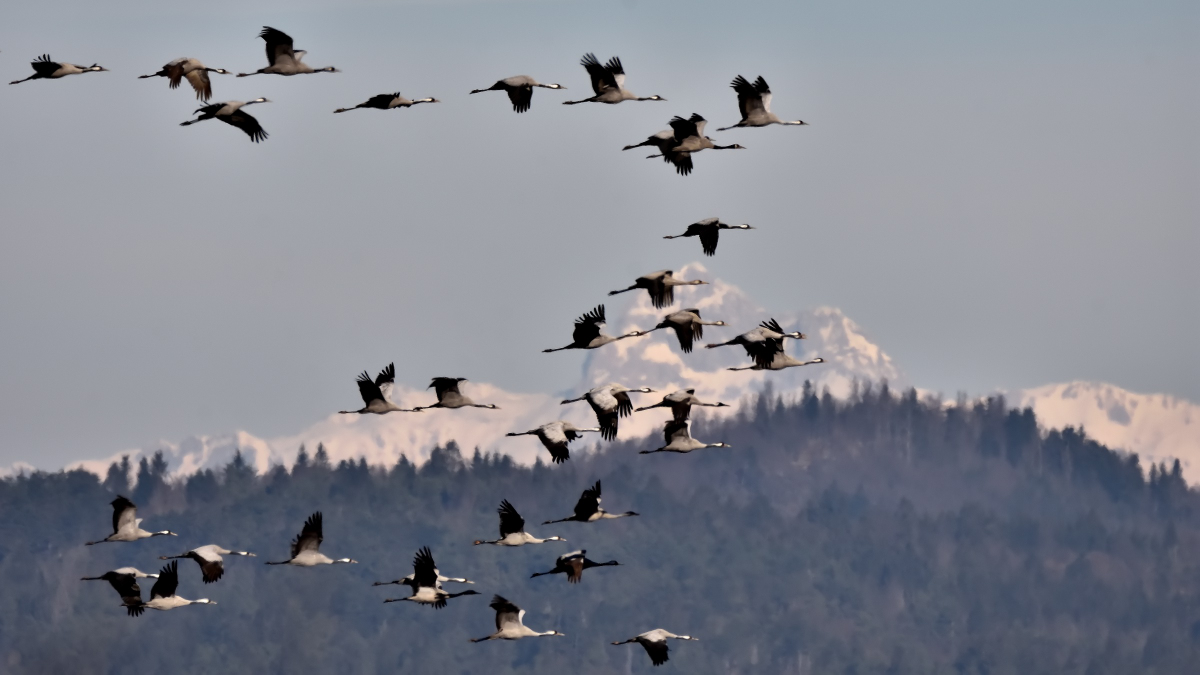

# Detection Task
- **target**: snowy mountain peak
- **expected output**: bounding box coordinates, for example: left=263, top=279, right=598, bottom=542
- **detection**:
left=36, top=264, right=1198, bottom=485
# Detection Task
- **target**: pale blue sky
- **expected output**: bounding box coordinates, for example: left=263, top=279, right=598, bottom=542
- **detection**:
left=1, top=0, right=1196, bottom=468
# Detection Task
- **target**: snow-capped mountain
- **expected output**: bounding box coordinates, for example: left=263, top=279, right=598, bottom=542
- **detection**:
left=45, top=262, right=1199, bottom=484
left=1013, top=382, right=1199, bottom=481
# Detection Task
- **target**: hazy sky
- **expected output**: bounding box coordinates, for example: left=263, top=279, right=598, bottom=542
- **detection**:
left=1, top=0, right=1196, bottom=469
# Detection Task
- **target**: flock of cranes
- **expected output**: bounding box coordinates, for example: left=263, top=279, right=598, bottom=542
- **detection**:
left=9, top=28, right=806, bottom=177
left=54, top=21, right=819, bottom=668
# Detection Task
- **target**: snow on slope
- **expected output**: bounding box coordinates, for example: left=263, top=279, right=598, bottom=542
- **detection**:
left=28, top=263, right=1198, bottom=484
left=1013, top=382, right=1200, bottom=482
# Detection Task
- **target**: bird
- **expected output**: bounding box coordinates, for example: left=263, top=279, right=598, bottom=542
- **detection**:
left=645, top=309, right=726, bottom=353
left=561, top=383, right=654, bottom=441
left=717, top=75, right=807, bottom=130
left=373, top=549, right=474, bottom=588
left=562, top=53, right=664, bottom=105
left=505, top=421, right=600, bottom=464
left=334, top=92, right=438, bottom=113
left=159, top=545, right=256, bottom=584
left=136, top=560, right=217, bottom=612
left=470, top=595, right=564, bottom=642
left=622, top=129, right=694, bottom=176
left=543, top=480, right=638, bottom=524
left=609, top=270, right=709, bottom=310
left=639, top=420, right=731, bottom=454
left=473, top=500, right=565, bottom=546
left=644, top=115, right=745, bottom=173
left=380, top=547, right=480, bottom=609
left=530, top=550, right=620, bottom=583
left=81, top=568, right=158, bottom=617
left=705, top=318, right=806, bottom=369
left=635, top=389, right=729, bottom=422
left=663, top=217, right=754, bottom=256
left=413, top=378, right=500, bottom=410
left=138, top=58, right=229, bottom=101
left=237, top=27, right=339, bottom=76
left=470, top=76, right=565, bottom=113
left=728, top=354, right=825, bottom=372
left=543, top=305, right=646, bottom=353
left=339, top=362, right=418, bottom=414
left=86, top=496, right=177, bottom=545
left=179, top=98, right=270, bottom=143
left=612, top=629, right=698, bottom=666
left=9, top=54, right=107, bottom=84
left=265, top=512, right=357, bottom=566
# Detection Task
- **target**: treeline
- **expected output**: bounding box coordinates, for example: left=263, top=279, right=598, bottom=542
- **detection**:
left=0, top=383, right=1196, bottom=674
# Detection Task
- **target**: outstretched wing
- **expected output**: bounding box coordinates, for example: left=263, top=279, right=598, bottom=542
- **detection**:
left=363, top=93, right=396, bottom=108
left=291, top=511, right=323, bottom=559
left=664, top=419, right=691, bottom=445
left=429, top=377, right=463, bottom=400
left=259, top=26, right=295, bottom=67
left=571, top=305, right=606, bottom=345
left=107, top=574, right=144, bottom=612
left=668, top=116, right=699, bottom=142
left=643, top=639, right=671, bottom=666
left=573, top=481, right=601, bottom=520
left=698, top=228, right=719, bottom=256
left=604, top=56, right=626, bottom=90
left=506, top=86, right=533, bottom=113
left=149, top=561, right=178, bottom=600
left=411, top=546, right=439, bottom=588
left=31, top=55, right=60, bottom=77
left=498, top=500, right=525, bottom=538
left=356, top=371, right=384, bottom=407
left=490, top=595, right=521, bottom=630
left=224, top=109, right=268, bottom=143
left=111, top=496, right=137, bottom=534
left=375, top=362, right=396, bottom=402
left=731, top=74, right=768, bottom=120
left=580, top=53, right=615, bottom=95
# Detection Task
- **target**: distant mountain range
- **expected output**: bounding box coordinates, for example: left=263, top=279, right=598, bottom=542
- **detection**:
left=19, top=262, right=1193, bottom=483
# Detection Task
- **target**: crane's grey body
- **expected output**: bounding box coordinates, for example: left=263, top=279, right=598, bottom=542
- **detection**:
left=609, top=270, right=709, bottom=310
left=563, top=53, right=664, bottom=105
left=612, top=629, right=698, bottom=666
left=729, top=353, right=825, bottom=372
left=160, top=544, right=255, bottom=584
left=86, top=496, right=177, bottom=545
left=705, top=318, right=806, bottom=369
left=135, top=561, right=216, bottom=613
left=9, top=54, right=107, bottom=84
left=340, top=362, right=417, bottom=414
left=717, top=75, right=807, bottom=130
left=544, top=480, right=638, bottom=524
left=414, top=377, right=499, bottom=410
left=334, top=92, right=438, bottom=113
left=664, top=217, right=754, bottom=256
left=506, top=421, right=600, bottom=464
left=81, top=567, right=159, bottom=616
left=238, top=27, right=339, bottom=77
left=646, top=309, right=726, bottom=353
left=642, top=115, right=745, bottom=174
left=265, top=512, right=357, bottom=566
left=530, top=549, right=620, bottom=583
left=470, top=75, right=565, bottom=113
left=640, top=420, right=731, bottom=454
left=179, top=98, right=271, bottom=143
left=636, top=389, right=729, bottom=422
left=139, top=57, right=229, bottom=100
left=561, top=383, right=655, bottom=441
left=380, top=547, right=480, bottom=609
left=543, top=304, right=646, bottom=352
left=471, top=595, right=564, bottom=641
left=474, top=499, right=566, bottom=546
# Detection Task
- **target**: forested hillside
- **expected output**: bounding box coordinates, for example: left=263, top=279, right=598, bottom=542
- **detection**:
left=1, top=383, right=1197, bottom=674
